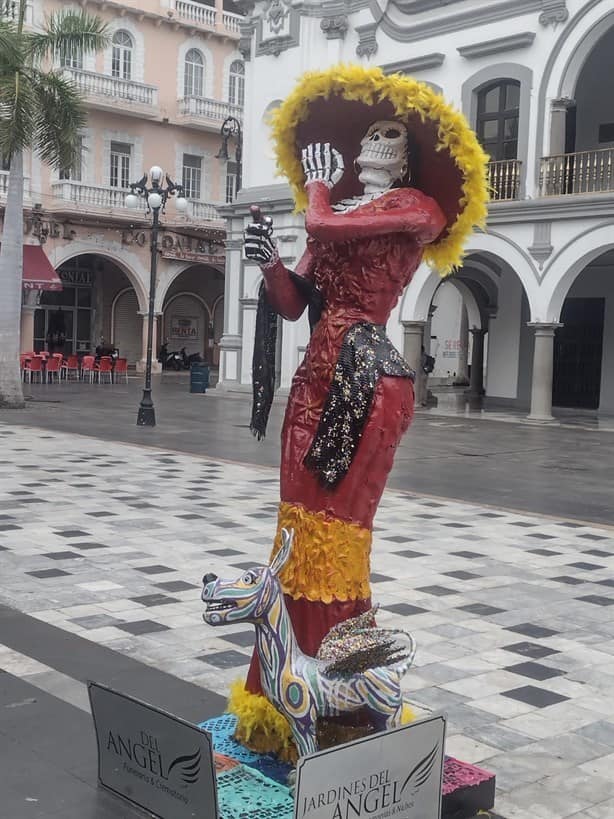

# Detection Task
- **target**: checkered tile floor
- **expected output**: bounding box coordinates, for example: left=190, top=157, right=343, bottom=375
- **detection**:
left=1, top=423, right=614, bottom=818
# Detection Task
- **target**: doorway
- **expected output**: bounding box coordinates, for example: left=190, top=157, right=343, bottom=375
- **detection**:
left=553, top=297, right=605, bottom=409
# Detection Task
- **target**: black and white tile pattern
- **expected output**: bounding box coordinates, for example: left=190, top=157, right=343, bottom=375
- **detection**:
left=1, top=423, right=614, bottom=818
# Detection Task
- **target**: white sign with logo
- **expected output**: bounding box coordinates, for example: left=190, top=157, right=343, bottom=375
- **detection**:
left=294, top=715, right=445, bottom=819
left=88, top=682, right=218, bottom=819
left=170, top=315, right=200, bottom=341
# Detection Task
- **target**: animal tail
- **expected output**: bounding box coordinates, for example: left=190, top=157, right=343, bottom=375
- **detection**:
left=390, top=629, right=417, bottom=677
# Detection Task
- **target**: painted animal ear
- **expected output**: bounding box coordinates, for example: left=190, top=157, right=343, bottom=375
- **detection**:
left=270, top=528, right=294, bottom=576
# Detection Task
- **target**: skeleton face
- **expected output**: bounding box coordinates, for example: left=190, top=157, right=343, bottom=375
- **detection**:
left=356, top=121, right=408, bottom=188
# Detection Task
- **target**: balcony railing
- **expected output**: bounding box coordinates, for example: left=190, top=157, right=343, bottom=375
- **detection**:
left=63, top=68, right=158, bottom=108
left=1, top=1, right=33, bottom=24
left=222, top=11, right=242, bottom=33
left=488, top=159, right=522, bottom=201
left=189, top=200, right=221, bottom=221
left=52, top=181, right=142, bottom=211
left=173, top=0, right=216, bottom=26
left=0, top=170, right=30, bottom=198
left=179, top=96, right=243, bottom=124
left=540, top=148, right=614, bottom=196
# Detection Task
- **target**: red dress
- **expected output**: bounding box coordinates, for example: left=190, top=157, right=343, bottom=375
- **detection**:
left=246, top=183, right=446, bottom=693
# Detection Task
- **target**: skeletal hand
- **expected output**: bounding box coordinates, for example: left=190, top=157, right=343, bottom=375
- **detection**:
left=244, top=212, right=278, bottom=268
left=301, top=143, right=344, bottom=188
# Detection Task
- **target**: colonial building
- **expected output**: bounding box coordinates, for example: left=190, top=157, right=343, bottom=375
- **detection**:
left=6, top=0, right=245, bottom=370
left=219, top=0, right=614, bottom=420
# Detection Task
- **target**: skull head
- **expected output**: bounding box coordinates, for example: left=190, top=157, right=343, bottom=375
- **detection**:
left=355, top=120, right=409, bottom=194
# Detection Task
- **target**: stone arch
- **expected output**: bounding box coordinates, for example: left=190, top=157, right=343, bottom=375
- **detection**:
left=47, top=243, right=148, bottom=312
left=544, top=223, right=614, bottom=321
left=164, top=290, right=212, bottom=321
left=536, top=2, right=614, bottom=162
left=155, top=261, right=223, bottom=313
left=401, top=232, right=540, bottom=322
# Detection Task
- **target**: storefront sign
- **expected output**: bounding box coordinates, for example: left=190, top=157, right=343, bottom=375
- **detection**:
left=170, top=315, right=200, bottom=341
left=88, top=682, right=217, bottom=819
left=59, top=269, right=93, bottom=286
left=122, top=229, right=225, bottom=265
left=294, top=715, right=445, bottom=819
left=23, top=214, right=76, bottom=244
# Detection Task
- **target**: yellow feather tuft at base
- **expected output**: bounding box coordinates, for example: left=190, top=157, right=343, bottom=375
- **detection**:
left=226, top=681, right=298, bottom=764
left=401, top=702, right=416, bottom=723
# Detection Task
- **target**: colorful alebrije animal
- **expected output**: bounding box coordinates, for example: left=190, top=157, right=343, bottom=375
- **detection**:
left=201, top=528, right=416, bottom=757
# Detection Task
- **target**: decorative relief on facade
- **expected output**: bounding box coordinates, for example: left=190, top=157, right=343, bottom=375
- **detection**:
left=263, top=0, right=292, bottom=37
left=539, top=0, right=569, bottom=27
left=320, top=14, right=349, bottom=39
left=391, top=0, right=463, bottom=10
left=355, top=22, right=378, bottom=57
left=255, top=0, right=300, bottom=57
left=528, top=222, right=554, bottom=272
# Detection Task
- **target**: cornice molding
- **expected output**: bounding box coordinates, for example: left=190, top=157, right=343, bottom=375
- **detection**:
left=381, top=52, right=445, bottom=74
left=458, top=32, right=535, bottom=59
left=539, top=0, right=569, bottom=27
left=392, top=0, right=463, bottom=11
left=487, top=193, right=614, bottom=224
left=377, top=0, right=550, bottom=44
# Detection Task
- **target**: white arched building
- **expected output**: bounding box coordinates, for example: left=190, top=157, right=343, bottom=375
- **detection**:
left=218, top=0, right=614, bottom=420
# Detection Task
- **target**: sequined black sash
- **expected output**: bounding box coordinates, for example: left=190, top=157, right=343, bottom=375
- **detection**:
left=304, top=322, right=415, bottom=488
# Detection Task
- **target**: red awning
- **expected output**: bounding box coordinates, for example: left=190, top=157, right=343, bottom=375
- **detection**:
left=22, top=245, right=62, bottom=291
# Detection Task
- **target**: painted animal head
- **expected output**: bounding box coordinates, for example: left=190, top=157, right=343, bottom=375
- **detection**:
left=201, top=528, right=294, bottom=626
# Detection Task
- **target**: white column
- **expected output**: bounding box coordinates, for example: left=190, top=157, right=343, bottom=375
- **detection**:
left=549, top=98, right=574, bottom=156
left=239, top=297, right=258, bottom=387
left=20, top=289, right=40, bottom=353
left=527, top=322, right=562, bottom=422
left=137, top=313, right=162, bottom=374
left=454, top=305, right=470, bottom=386
left=467, top=328, right=487, bottom=397
left=402, top=320, right=426, bottom=405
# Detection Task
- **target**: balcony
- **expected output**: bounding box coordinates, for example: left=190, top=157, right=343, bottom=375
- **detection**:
left=178, top=96, right=243, bottom=132
left=51, top=181, right=139, bottom=213
left=189, top=200, right=222, bottom=221
left=540, top=148, right=614, bottom=196
left=0, top=170, right=31, bottom=199
left=62, top=68, right=159, bottom=119
left=488, top=159, right=522, bottom=202
left=169, top=0, right=243, bottom=36
left=1, top=1, right=33, bottom=24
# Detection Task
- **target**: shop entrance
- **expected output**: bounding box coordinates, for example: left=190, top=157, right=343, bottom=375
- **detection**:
left=34, top=259, right=94, bottom=354
left=553, top=297, right=605, bottom=409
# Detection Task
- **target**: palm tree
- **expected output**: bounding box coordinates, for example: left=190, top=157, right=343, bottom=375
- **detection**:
left=0, top=0, right=108, bottom=407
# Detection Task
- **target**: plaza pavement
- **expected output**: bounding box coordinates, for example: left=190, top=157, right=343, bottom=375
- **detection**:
left=1, top=382, right=614, bottom=818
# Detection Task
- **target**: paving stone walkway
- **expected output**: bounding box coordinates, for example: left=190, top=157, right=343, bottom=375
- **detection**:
left=1, top=422, right=614, bottom=818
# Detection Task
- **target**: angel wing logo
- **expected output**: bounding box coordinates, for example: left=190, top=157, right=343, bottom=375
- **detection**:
left=166, top=747, right=202, bottom=785
left=399, top=744, right=440, bottom=797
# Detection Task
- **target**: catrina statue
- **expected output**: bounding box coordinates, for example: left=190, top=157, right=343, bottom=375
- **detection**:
left=229, top=65, right=489, bottom=759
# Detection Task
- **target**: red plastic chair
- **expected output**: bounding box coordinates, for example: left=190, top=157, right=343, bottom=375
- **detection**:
left=81, top=355, right=96, bottom=383
left=24, top=356, right=44, bottom=383
left=39, top=351, right=50, bottom=360
left=96, top=356, right=113, bottom=384
left=19, top=354, right=28, bottom=381
left=61, top=354, right=80, bottom=381
left=45, top=356, right=62, bottom=384
left=113, top=357, right=128, bottom=384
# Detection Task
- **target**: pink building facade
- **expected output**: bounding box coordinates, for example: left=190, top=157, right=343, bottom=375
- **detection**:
left=7, top=0, right=245, bottom=370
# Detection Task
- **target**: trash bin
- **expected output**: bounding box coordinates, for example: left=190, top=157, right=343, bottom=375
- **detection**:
left=190, top=362, right=210, bottom=394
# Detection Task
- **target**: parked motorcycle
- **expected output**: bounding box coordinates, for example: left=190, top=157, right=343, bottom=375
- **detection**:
left=181, top=348, right=203, bottom=369
left=158, top=343, right=183, bottom=371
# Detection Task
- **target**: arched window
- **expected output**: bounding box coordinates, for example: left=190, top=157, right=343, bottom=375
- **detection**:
left=184, top=49, right=204, bottom=98
left=112, top=30, right=133, bottom=80
left=228, top=60, right=245, bottom=107
left=476, top=80, right=520, bottom=161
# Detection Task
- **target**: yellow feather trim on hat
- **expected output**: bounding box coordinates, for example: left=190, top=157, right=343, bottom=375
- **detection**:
left=270, top=64, right=490, bottom=277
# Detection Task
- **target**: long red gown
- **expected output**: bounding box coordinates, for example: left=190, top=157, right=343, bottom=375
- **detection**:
left=246, top=181, right=446, bottom=694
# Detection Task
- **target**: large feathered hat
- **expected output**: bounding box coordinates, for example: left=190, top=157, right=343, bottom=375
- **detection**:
left=270, top=64, right=490, bottom=276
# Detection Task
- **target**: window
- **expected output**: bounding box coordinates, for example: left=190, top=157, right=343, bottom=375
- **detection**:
left=476, top=80, right=520, bottom=161
left=225, top=163, right=237, bottom=203
left=109, top=141, right=131, bottom=188
left=182, top=153, right=202, bottom=200
left=59, top=136, right=83, bottom=181
left=60, top=43, right=83, bottom=70
left=228, top=60, right=245, bottom=106
left=112, top=30, right=133, bottom=80
left=184, top=49, right=204, bottom=98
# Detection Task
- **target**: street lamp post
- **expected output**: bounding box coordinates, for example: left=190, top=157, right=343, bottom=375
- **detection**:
left=216, top=116, right=242, bottom=195
left=125, top=167, right=187, bottom=427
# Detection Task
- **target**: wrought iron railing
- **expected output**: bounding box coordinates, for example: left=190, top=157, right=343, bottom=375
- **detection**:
left=540, top=147, right=614, bottom=196
left=488, top=159, right=522, bottom=201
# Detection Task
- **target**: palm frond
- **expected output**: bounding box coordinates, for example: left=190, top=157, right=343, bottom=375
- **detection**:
left=30, top=70, right=86, bottom=169
left=0, top=69, right=36, bottom=157
left=27, top=10, right=109, bottom=64
left=0, top=20, right=25, bottom=73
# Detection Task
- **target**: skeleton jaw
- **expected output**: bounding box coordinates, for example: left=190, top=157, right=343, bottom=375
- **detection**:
left=357, top=165, right=395, bottom=195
